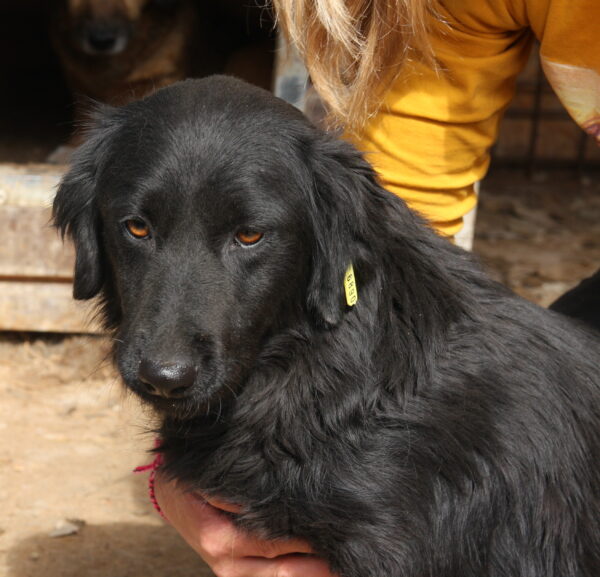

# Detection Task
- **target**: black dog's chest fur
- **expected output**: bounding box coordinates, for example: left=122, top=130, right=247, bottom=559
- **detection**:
left=160, top=295, right=600, bottom=576
left=53, top=76, right=600, bottom=577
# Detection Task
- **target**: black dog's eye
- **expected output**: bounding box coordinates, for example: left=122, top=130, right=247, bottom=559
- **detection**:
left=124, top=218, right=151, bottom=240
left=235, top=231, right=264, bottom=247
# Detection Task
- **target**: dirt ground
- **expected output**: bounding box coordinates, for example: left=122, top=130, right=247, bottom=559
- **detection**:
left=0, top=168, right=598, bottom=577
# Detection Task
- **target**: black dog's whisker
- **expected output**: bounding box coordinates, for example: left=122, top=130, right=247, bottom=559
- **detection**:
left=221, top=383, right=238, bottom=401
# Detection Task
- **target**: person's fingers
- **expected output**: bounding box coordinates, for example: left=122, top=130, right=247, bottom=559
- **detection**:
left=154, top=475, right=316, bottom=558
left=272, top=555, right=338, bottom=577
left=237, top=532, right=315, bottom=559
left=213, top=554, right=336, bottom=577
left=181, top=491, right=315, bottom=558
left=154, top=475, right=338, bottom=576
left=203, top=494, right=242, bottom=514
left=196, top=494, right=315, bottom=556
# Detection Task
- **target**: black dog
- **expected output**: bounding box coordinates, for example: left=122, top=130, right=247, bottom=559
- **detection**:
left=551, top=269, right=600, bottom=331
left=53, top=76, right=600, bottom=577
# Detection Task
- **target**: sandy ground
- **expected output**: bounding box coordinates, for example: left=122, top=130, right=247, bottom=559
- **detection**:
left=476, top=170, right=600, bottom=306
left=0, top=168, right=598, bottom=577
left=0, top=334, right=213, bottom=577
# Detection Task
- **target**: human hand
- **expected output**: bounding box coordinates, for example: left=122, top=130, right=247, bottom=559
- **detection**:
left=153, top=473, right=338, bottom=577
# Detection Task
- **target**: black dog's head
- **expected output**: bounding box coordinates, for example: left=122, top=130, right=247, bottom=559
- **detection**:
left=53, top=76, right=394, bottom=415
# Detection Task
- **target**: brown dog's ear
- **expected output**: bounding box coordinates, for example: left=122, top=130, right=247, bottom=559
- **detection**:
left=305, top=136, right=376, bottom=327
left=53, top=104, right=120, bottom=300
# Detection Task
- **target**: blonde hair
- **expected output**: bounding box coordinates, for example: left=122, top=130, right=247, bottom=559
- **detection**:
left=272, top=0, right=436, bottom=131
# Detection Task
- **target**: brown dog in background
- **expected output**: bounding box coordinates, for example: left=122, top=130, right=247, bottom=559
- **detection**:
left=49, top=0, right=275, bottom=160
left=50, top=0, right=199, bottom=110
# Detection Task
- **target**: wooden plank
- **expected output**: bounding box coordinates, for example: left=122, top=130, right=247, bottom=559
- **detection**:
left=0, top=280, right=101, bottom=333
left=0, top=162, right=75, bottom=279
left=0, top=163, right=65, bottom=207
left=0, top=205, right=75, bottom=278
left=0, top=162, right=94, bottom=332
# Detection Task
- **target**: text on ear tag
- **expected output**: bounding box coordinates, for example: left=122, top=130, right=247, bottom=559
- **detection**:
left=344, top=264, right=358, bottom=307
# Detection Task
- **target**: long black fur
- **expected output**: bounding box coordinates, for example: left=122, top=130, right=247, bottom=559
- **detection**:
left=53, top=76, right=600, bottom=577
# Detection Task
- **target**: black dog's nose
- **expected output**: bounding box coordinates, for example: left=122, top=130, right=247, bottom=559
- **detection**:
left=138, top=358, right=197, bottom=399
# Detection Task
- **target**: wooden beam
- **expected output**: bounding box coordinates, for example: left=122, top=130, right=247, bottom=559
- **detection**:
left=0, top=279, right=101, bottom=333
left=0, top=205, right=74, bottom=278
left=0, top=163, right=101, bottom=332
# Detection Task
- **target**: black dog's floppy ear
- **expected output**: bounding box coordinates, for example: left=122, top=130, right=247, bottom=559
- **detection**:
left=52, top=104, right=120, bottom=300
left=305, top=136, right=376, bottom=327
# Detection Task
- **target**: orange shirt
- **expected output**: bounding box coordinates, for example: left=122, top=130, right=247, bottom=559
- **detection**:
left=347, top=0, right=599, bottom=237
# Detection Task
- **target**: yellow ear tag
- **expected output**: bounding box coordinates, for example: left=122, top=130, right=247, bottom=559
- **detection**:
left=344, top=264, right=358, bottom=307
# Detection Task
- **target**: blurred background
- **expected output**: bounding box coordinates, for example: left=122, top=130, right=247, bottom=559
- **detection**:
left=0, top=1, right=598, bottom=576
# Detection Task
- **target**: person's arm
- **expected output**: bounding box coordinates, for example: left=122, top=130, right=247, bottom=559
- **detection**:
left=346, top=0, right=534, bottom=238
left=154, top=473, right=338, bottom=577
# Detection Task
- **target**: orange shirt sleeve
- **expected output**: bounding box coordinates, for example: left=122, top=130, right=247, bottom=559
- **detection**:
left=527, top=0, right=600, bottom=140
left=345, top=0, right=598, bottom=237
